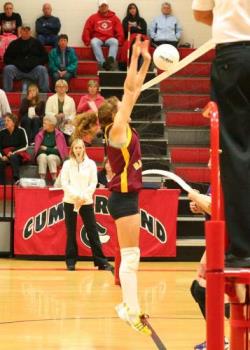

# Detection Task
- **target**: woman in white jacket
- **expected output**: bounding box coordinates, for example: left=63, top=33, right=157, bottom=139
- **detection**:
left=45, top=79, right=76, bottom=142
left=60, top=138, right=112, bottom=271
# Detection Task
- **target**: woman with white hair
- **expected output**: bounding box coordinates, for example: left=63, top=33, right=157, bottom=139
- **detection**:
left=34, top=115, right=68, bottom=183
left=45, top=79, right=76, bottom=141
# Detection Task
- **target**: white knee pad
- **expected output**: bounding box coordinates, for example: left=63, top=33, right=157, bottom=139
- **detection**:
left=120, top=247, right=140, bottom=273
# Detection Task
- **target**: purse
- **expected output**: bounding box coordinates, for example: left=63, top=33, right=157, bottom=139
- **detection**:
left=3, top=147, right=31, bottom=163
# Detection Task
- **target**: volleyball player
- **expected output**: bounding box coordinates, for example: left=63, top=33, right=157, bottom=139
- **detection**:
left=74, top=35, right=152, bottom=335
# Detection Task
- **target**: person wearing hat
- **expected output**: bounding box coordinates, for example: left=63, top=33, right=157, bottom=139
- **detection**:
left=3, top=25, right=49, bottom=92
left=34, top=114, right=68, bottom=184
left=82, top=0, right=124, bottom=71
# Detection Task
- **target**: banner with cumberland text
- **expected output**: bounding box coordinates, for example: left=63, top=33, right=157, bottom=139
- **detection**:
left=14, top=188, right=180, bottom=257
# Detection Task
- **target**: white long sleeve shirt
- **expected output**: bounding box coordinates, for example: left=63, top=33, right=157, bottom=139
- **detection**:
left=192, top=0, right=250, bottom=44
left=60, top=156, right=97, bottom=205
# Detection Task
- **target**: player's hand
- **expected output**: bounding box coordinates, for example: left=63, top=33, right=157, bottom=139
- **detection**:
left=189, top=201, right=203, bottom=214
left=132, top=35, right=142, bottom=58
left=75, top=198, right=85, bottom=208
left=141, top=39, right=151, bottom=62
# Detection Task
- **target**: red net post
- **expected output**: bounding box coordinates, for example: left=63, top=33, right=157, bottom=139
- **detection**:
left=205, top=101, right=225, bottom=350
left=206, top=271, right=225, bottom=350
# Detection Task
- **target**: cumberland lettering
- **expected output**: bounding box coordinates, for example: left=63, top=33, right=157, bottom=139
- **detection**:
left=23, top=195, right=167, bottom=244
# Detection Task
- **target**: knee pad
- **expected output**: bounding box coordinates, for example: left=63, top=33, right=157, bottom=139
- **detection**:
left=190, top=279, right=205, bottom=303
left=120, top=247, right=140, bottom=273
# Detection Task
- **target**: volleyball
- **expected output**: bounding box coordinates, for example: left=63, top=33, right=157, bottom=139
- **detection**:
left=153, top=44, right=180, bottom=71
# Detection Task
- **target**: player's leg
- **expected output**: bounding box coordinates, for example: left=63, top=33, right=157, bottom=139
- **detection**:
left=114, top=213, right=151, bottom=335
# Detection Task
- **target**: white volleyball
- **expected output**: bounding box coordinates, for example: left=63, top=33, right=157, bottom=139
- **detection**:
left=153, top=44, right=180, bottom=71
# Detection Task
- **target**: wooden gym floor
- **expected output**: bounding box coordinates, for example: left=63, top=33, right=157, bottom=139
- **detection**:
left=0, top=259, right=229, bottom=349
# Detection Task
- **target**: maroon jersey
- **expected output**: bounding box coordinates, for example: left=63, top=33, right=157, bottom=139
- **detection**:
left=105, top=124, right=142, bottom=193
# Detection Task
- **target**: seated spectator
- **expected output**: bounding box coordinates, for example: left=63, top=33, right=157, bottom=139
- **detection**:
left=35, top=3, right=61, bottom=47
left=77, top=80, right=104, bottom=114
left=0, top=113, right=29, bottom=184
left=3, top=25, right=49, bottom=92
left=150, top=2, right=182, bottom=48
left=19, top=83, right=45, bottom=144
left=82, top=0, right=124, bottom=71
left=120, top=3, right=148, bottom=70
left=34, top=115, right=68, bottom=184
left=0, top=89, right=11, bottom=130
left=97, top=157, right=114, bottom=188
left=48, top=34, right=78, bottom=87
left=45, top=79, right=76, bottom=140
left=0, top=2, right=22, bottom=37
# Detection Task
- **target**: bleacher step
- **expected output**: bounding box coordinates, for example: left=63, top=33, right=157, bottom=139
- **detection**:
left=101, top=86, right=159, bottom=103
left=167, top=127, right=210, bottom=146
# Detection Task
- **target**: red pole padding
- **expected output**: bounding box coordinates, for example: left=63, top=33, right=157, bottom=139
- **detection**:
left=206, top=220, right=225, bottom=350
left=206, top=220, right=225, bottom=271
left=206, top=271, right=225, bottom=350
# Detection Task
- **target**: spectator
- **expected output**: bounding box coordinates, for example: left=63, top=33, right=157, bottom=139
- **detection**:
left=0, top=2, right=22, bottom=36
left=34, top=115, right=68, bottom=184
left=97, top=157, right=114, bottom=188
left=150, top=2, right=182, bottom=48
left=0, top=113, right=29, bottom=184
left=77, top=80, right=104, bottom=114
left=45, top=79, right=76, bottom=140
left=19, top=83, right=45, bottom=144
left=82, top=0, right=124, bottom=71
left=48, top=34, right=78, bottom=87
left=3, top=25, right=49, bottom=92
left=0, top=89, right=11, bottom=130
left=60, top=138, right=113, bottom=271
left=35, top=3, right=61, bottom=47
left=120, top=3, right=148, bottom=70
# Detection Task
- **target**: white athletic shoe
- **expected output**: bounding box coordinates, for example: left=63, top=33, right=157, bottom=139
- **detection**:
left=115, top=302, right=152, bottom=336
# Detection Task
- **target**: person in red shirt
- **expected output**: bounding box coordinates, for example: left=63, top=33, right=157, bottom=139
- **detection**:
left=77, top=80, right=104, bottom=114
left=82, top=0, right=124, bottom=71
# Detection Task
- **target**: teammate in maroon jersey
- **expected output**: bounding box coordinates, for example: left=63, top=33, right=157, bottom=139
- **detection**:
left=74, top=36, right=151, bottom=335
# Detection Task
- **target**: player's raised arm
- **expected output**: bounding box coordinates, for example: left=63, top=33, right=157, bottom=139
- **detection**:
left=109, top=36, right=151, bottom=144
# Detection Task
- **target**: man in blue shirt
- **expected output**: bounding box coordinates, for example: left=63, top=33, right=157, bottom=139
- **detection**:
left=36, top=3, right=61, bottom=47
left=150, top=2, right=182, bottom=48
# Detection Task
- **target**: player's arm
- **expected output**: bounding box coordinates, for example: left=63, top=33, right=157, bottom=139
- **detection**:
left=109, top=36, right=151, bottom=145
left=188, top=190, right=211, bottom=215
left=193, top=10, right=213, bottom=26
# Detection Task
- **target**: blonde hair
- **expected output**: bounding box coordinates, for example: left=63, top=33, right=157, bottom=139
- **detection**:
left=88, top=79, right=99, bottom=88
left=71, top=111, right=98, bottom=140
left=69, top=138, right=85, bottom=159
left=98, top=96, right=119, bottom=129
left=55, top=79, right=68, bottom=90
